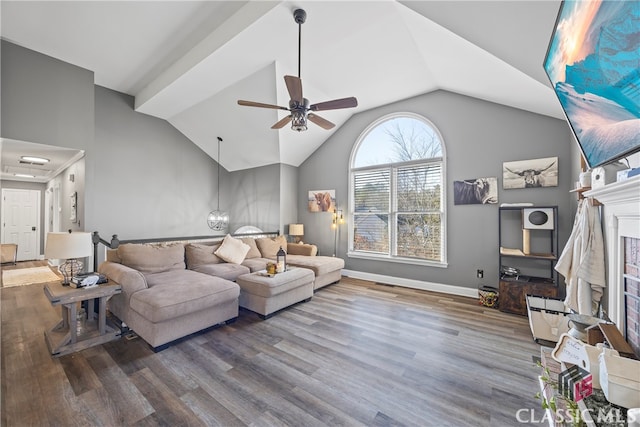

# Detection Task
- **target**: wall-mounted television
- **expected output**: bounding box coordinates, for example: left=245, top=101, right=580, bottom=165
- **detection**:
left=543, top=0, right=640, bottom=169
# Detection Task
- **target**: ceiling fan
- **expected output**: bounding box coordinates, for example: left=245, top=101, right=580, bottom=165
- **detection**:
left=237, top=8, right=358, bottom=132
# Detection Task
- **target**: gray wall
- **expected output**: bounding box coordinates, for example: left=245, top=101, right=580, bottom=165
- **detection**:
left=1, top=42, right=91, bottom=251
left=60, top=157, right=86, bottom=232
left=280, top=164, right=299, bottom=236
left=227, top=164, right=280, bottom=233
left=298, top=90, right=574, bottom=290
left=2, top=42, right=226, bottom=243
left=1, top=40, right=94, bottom=150
left=89, top=86, right=222, bottom=240
left=2, top=40, right=580, bottom=293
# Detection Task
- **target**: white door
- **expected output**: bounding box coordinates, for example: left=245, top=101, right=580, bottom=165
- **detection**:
left=1, top=189, right=40, bottom=261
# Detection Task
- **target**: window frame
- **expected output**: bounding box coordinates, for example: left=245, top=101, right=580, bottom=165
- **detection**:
left=348, top=112, right=447, bottom=268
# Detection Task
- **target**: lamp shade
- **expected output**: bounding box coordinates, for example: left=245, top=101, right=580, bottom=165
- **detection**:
left=45, top=232, right=92, bottom=259
left=289, top=224, right=304, bottom=236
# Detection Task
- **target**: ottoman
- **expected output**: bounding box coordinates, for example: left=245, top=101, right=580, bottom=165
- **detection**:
left=236, top=267, right=314, bottom=319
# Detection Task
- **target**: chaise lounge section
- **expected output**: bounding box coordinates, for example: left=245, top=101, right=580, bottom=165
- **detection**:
left=99, top=243, right=240, bottom=351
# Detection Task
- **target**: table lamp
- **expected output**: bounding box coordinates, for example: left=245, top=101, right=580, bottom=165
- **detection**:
left=289, top=224, right=304, bottom=243
left=45, top=231, right=92, bottom=285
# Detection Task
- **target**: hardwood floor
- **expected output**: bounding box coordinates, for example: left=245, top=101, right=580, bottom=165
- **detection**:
left=1, top=274, right=545, bottom=426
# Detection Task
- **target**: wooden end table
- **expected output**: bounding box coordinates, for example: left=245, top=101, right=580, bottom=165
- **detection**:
left=44, top=282, right=122, bottom=357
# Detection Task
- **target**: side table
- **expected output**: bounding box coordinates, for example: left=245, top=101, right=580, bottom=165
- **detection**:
left=44, top=282, right=122, bottom=357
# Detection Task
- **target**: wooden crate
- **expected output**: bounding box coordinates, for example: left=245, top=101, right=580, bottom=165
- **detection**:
left=499, top=279, right=558, bottom=315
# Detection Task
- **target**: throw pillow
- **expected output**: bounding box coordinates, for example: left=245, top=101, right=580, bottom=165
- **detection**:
left=117, top=243, right=186, bottom=274
left=241, top=238, right=262, bottom=259
left=215, top=234, right=250, bottom=264
left=185, top=243, right=221, bottom=269
left=255, top=235, right=288, bottom=258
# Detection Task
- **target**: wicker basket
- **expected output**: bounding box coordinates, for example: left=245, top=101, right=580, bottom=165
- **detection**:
left=478, top=286, right=499, bottom=308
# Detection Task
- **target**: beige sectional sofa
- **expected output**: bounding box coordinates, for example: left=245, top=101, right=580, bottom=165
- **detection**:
left=98, top=235, right=344, bottom=350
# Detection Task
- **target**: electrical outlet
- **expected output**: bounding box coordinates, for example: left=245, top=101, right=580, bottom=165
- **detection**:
left=477, top=269, right=484, bottom=279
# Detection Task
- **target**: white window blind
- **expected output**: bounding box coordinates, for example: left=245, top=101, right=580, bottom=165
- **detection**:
left=349, top=114, right=446, bottom=265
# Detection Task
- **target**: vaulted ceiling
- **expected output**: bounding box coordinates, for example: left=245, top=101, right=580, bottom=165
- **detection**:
left=1, top=0, right=564, bottom=178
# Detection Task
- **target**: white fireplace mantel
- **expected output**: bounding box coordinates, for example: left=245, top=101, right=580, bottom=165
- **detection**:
left=585, top=175, right=640, bottom=329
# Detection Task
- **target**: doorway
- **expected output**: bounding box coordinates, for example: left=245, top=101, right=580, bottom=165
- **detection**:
left=1, top=188, right=41, bottom=261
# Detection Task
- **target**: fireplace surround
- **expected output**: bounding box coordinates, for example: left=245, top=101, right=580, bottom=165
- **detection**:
left=586, top=176, right=640, bottom=355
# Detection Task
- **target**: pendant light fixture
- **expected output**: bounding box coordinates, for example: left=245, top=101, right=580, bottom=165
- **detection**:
left=207, top=137, right=229, bottom=231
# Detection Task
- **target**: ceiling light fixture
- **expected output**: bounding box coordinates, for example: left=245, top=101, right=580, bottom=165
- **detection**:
left=236, top=9, right=357, bottom=132
left=291, top=110, right=308, bottom=132
left=20, top=156, right=49, bottom=164
left=207, top=137, right=229, bottom=232
left=14, top=173, right=36, bottom=178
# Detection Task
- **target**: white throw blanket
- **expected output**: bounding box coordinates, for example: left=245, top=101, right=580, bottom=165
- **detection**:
left=555, top=199, right=606, bottom=315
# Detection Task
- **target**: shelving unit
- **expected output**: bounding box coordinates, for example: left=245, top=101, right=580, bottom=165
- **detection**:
left=571, top=186, right=601, bottom=206
left=498, top=205, right=559, bottom=315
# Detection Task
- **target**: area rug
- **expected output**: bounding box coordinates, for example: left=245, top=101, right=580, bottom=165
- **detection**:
left=1, top=266, right=60, bottom=288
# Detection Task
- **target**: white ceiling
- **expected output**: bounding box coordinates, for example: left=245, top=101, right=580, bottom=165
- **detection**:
left=1, top=0, right=564, bottom=179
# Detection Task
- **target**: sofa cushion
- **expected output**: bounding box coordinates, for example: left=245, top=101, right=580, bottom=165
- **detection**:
left=236, top=267, right=315, bottom=298
left=256, top=236, right=288, bottom=259
left=241, top=238, right=262, bottom=259
left=287, top=243, right=318, bottom=257
left=116, top=243, right=185, bottom=274
left=286, top=255, right=345, bottom=277
left=241, top=258, right=270, bottom=272
left=185, top=243, right=222, bottom=268
left=143, top=269, right=191, bottom=287
left=215, top=234, right=250, bottom=264
left=106, top=248, right=121, bottom=263
left=192, top=263, right=250, bottom=282
left=129, top=271, right=239, bottom=323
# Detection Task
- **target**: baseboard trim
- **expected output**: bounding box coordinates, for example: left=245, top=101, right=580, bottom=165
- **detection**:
left=341, top=269, right=479, bottom=298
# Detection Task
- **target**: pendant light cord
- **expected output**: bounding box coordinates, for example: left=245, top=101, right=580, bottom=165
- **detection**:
left=217, top=136, right=222, bottom=210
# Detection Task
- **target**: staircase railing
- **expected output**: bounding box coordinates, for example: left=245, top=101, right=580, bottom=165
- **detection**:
left=91, top=230, right=279, bottom=272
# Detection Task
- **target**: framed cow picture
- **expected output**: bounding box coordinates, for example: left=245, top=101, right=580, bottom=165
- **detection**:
left=503, top=157, right=558, bottom=189
left=453, top=177, right=498, bottom=205
left=308, top=189, right=336, bottom=212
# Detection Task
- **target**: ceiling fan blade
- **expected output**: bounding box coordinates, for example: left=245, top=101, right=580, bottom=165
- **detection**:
left=271, top=115, right=293, bottom=129
left=238, top=100, right=289, bottom=111
left=308, top=113, right=335, bottom=130
left=284, top=75, right=303, bottom=104
left=310, top=97, right=358, bottom=111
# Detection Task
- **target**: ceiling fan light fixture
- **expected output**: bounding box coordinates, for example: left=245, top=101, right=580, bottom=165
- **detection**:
left=291, top=110, right=307, bottom=132
left=236, top=8, right=357, bottom=132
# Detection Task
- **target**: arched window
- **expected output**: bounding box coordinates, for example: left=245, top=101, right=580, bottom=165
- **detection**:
left=349, top=113, right=446, bottom=266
